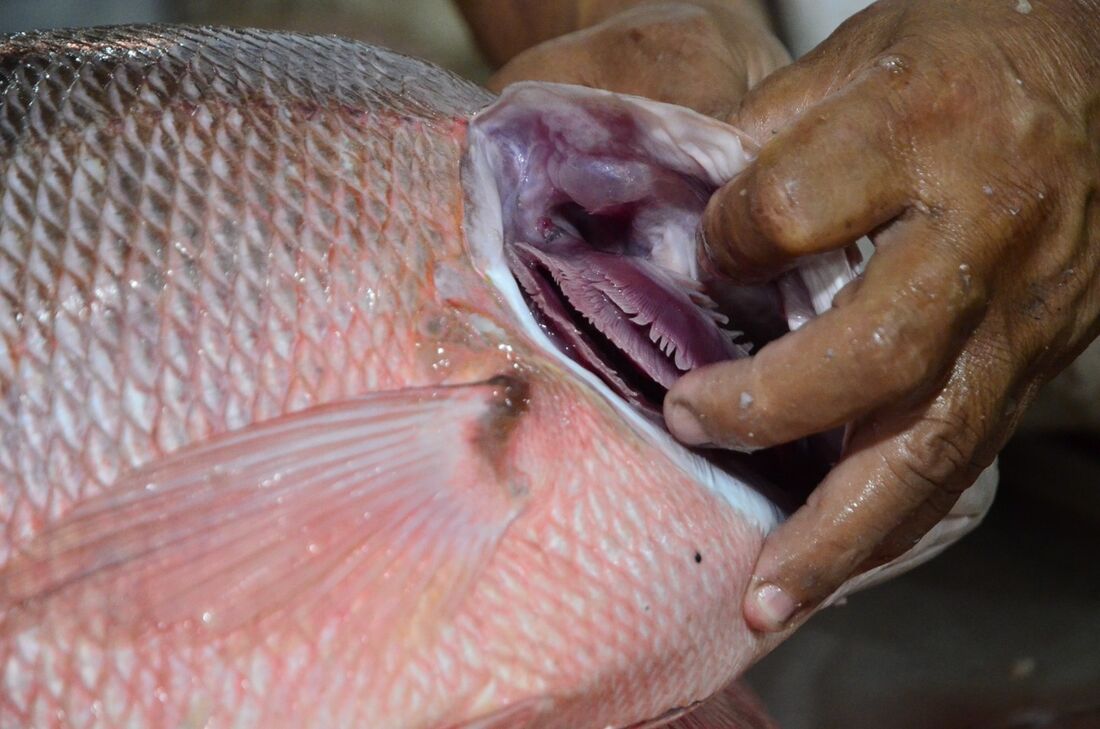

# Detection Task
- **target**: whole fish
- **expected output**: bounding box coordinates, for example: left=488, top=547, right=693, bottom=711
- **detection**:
left=0, top=25, right=990, bottom=729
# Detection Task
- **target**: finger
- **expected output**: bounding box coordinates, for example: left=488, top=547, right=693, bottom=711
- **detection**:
left=488, top=5, right=773, bottom=118
left=703, top=63, right=918, bottom=284
left=487, top=38, right=595, bottom=93
left=730, top=1, right=905, bottom=142
left=666, top=217, right=984, bottom=451
left=741, top=340, right=1010, bottom=632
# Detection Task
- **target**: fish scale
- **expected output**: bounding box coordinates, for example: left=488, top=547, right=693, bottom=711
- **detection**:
left=0, top=25, right=487, bottom=557
left=0, top=24, right=786, bottom=729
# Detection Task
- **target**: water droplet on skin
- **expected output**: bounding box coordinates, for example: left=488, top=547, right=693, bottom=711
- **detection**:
left=739, top=392, right=754, bottom=409
left=307, top=543, right=320, bottom=554
left=1015, top=0, right=1032, bottom=14
left=959, top=263, right=973, bottom=290
left=825, top=348, right=836, bottom=360
left=872, top=328, right=886, bottom=346
left=201, top=611, right=214, bottom=625
left=982, top=184, right=994, bottom=196
left=877, top=55, right=907, bottom=74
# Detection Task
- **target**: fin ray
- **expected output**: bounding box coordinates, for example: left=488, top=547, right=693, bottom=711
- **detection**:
left=2, top=380, right=530, bottom=638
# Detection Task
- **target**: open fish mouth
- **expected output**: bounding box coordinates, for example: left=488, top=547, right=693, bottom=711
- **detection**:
left=465, top=83, right=860, bottom=521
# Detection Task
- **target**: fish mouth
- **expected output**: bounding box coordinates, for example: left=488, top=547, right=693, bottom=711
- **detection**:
left=465, top=84, right=859, bottom=520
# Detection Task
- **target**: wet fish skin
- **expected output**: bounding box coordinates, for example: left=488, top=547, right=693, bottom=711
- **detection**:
left=0, top=26, right=769, bottom=728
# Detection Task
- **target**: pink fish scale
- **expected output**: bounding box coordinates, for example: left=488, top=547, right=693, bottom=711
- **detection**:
left=0, top=25, right=507, bottom=726
left=0, top=25, right=773, bottom=729
left=420, top=381, right=754, bottom=728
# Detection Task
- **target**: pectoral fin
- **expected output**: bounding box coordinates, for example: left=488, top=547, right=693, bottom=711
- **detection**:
left=663, top=682, right=778, bottom=729
left=2, top=377, right=530, bottom=638
left=625, top=682, right=777, bottom=729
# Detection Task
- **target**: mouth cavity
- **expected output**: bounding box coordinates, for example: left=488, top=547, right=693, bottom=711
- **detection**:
left=468, top=84, right=860, bottom=510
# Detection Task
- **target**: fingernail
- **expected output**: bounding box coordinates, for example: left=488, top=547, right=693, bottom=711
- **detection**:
left=664, top=402, right=710, bottom=446
left=747, top=582, right=797, bottom=632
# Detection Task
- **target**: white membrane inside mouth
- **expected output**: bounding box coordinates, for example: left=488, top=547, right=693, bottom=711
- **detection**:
left=463, top=82, right=783, bottom=531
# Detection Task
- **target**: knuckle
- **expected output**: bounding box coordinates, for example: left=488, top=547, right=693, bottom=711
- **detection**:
left=884, top=410, right=986, bottom=497
left=880, top=443, right=940, bottom=500
left=878, top=42, right=972, bottom=110
left=894, top=329, right=938, bottom=389
left=865, top=315, right=944, bottom=395
left=745, top=166, right=816, bottom=256
left=863, top=265, right=984, bottom=398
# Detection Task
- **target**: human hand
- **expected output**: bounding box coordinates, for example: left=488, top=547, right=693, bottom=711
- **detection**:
left=482, top=0, right=790, bottom=118
left=664, top=0, right=1100, bottom=631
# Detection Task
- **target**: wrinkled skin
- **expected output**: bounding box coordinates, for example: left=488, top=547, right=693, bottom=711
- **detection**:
left=664, top=0, right=1100, bottom=630
left=461, top=0, right=1100, bottom=634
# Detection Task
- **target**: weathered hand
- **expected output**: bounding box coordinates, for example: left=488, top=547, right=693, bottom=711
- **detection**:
left=483, top=0, right=789, bottom=118
left=665, top=0, right=1100, bottom=631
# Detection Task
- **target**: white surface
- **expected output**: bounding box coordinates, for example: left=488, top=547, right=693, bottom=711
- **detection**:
left=775, top=0, right=874, bottom=56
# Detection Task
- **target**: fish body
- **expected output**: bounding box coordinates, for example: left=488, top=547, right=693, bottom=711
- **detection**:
left=0, top=26, right=777, bottom=728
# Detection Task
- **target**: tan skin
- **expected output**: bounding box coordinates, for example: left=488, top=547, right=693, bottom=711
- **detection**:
left=456, top=0, right=789, bottom=115
left=457, top=0, right=1100, bottom=632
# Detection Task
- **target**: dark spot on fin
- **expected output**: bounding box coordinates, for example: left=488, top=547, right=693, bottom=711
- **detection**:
left=485, top=374, right=530, bottom=416
left=476, top=375, right=530, bottom=477
left=694, top=551, right=703, bottom=564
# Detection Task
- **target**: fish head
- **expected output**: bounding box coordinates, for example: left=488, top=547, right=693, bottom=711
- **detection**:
left=464, top=82, right=858, bottom=527
left=0, top=25, right=997, bottom=727
left=455, top=84, right=998, bottom=717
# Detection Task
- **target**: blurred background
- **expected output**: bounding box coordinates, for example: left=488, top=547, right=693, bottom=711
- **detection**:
left=1, top=2, right=1097, bottom=727
left=0, top=0, right=492, bottom=80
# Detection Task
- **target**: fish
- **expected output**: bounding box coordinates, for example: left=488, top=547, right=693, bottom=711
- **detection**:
left=0, top=25, right=992, bottom=729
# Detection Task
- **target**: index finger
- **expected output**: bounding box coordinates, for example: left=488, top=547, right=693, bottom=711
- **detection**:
left=665, top=218, right=985, bottom=451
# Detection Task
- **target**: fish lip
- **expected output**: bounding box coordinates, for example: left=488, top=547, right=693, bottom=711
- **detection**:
left=463, top=82, right=784, bottom=531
